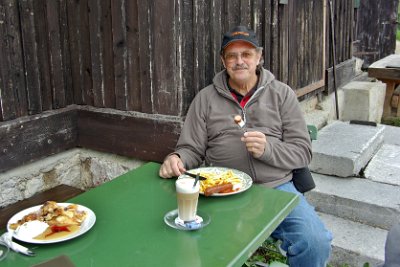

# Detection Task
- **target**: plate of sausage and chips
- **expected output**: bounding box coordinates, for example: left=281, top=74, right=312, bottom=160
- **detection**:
left=180, top=167, right=253, bottom=196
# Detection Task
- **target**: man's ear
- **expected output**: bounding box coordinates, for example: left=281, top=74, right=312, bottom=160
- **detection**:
left=256, top=51, right=262, bottom=65
left=220, top=55, right=226, bottom=68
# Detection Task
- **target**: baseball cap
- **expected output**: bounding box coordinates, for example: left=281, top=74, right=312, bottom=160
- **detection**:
left=221, top=26, right=259, bottom=53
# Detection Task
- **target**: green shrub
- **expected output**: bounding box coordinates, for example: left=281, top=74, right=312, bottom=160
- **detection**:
left=245, top=238, right=372, bottom=267
left=244, top=239, right=286, bottom=266
left=382, top=117, right=400, bottom=127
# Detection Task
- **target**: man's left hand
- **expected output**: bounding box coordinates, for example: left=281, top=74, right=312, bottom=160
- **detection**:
left=241, top=131, right=267, bottom=158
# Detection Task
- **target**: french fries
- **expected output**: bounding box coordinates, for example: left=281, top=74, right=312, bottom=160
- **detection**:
left=199, top=170, right=242, bottom=194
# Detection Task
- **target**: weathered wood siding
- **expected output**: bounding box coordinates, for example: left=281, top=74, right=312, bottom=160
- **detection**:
left=0, top=0, right=329, bottom=123
left=0, top=107, right=78, bottom=172
left=354, top=0, right=399, bottom=66
left=0, top=0, right=365, bottom=172
left=288, top=0, right=326, bottom=97
left=325, top=0, right=355, bottom=95
left=327, top=0, right=353, bottom=66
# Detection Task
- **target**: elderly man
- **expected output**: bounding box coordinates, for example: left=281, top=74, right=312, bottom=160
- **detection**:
left=159, top=25, right=332, bottom=266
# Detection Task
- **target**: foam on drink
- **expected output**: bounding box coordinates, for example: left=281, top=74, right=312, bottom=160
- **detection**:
left=176, top=178, right=200, bottom=222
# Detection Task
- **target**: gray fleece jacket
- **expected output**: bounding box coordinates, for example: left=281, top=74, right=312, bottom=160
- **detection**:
left=175, top=68, right=312, bottom=188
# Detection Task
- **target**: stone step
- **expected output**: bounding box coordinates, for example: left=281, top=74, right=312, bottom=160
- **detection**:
left=382, top=124, right=400, bottom=146
left=303, top=109, right=329, bottom=130
left=309, top=121, right=385, bottom=177
left=320, top=212, right=387, bottom=267
left=306, top=173, right=400, bottom=230
left=364, top=143, right=400, bottom=186
left=340, top=81, right=386, bottom=123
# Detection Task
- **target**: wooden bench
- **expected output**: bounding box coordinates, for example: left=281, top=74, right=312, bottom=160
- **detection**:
left=368, top=54, right=400, bottom=118
left=0, top=184, right=84, bottom=230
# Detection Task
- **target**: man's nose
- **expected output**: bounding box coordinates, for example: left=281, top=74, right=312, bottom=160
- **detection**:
left=236, top=54, right=245, bottom=64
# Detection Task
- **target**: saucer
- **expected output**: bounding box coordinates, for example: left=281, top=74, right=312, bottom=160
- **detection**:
left=164, top=209, right=210, bottom=231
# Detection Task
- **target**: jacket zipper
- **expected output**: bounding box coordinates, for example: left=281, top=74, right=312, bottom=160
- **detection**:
left=241, top=86, right=264, bottom=183
left=218, top=85, right=266, bottom=183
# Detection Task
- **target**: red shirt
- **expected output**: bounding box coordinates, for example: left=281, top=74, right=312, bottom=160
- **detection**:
left=228, top=79, right=259, bottom=108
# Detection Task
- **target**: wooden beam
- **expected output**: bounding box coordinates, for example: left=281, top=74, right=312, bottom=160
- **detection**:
left=0, top=106, right=183, bottom=173
left=380, top=79, right=396, bottom=118
left=325, top=58, right=356, bottom=94
left=0, top=107, right=78, bottom=173
left=77, top=108, right=182, bottom=162
left=296, top=80, right=325, bottom=97
left=368, top=68, right=400, bottom=81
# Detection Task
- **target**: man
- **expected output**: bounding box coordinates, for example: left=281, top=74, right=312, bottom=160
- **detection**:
left=159, top=25, right=332, bottom=266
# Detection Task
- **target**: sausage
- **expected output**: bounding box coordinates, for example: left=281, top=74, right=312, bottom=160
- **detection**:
left=234, top=115, right=242, bottom=124
left=234, top=115, right=245, bottom=128
left=204, top=183, right=233, bottom=196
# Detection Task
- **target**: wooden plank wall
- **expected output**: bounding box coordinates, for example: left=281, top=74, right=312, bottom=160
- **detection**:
left=325, top=0, right=355, bottom=95
left=0, top=0, right=27, bottom=120
left=0, top=0, right=333, bottom=123
left=329, top=0, right=353, bottom=65
left=0, top=0, right=357, bottom=172
left=0, top=107, right=78, bottom=173
left=354, top=0, right=399, bottom=66
left=288, top=0, right=325, bottom=96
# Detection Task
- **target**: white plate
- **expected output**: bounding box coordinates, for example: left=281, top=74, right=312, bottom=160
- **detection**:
left=181, top=167, right=253, bottom=196
left=7, top=203, right=96, bottom=244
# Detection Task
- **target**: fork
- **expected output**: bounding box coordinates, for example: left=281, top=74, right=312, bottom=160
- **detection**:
left=183, top=171, right=207, bottom=181
left=0, top=232, right=35, bottom=257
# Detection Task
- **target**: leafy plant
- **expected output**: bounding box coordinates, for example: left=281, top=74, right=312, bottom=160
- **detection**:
left=381, top=116, right=400, bottom=127
left=398, top=4, right=400, bottom=40
left=245, top=239, right=371, bottom=267
left=244, top=238, right=287, bottom=267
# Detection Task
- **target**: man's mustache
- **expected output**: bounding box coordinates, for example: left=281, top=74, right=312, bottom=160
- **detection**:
left=232, top=65, right=248, bottom=70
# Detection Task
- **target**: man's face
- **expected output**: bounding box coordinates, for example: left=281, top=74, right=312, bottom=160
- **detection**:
left=221, top=41, right=262, bottom=85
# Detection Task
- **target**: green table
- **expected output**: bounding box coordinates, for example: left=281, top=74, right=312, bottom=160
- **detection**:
left=2, top=162, right=299, bottom=267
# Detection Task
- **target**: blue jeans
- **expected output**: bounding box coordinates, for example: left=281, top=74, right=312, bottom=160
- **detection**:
left=271, top=181, right=333, bottom=267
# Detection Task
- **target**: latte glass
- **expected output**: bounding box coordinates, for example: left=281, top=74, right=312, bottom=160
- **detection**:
left=176, top=178, right=200, bottom=222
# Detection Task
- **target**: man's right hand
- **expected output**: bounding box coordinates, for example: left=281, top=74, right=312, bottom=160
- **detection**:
left=159, top=154, right=186, bottom=178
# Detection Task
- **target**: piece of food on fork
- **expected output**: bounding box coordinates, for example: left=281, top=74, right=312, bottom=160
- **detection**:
left=234, top=115, right=245, bottom=128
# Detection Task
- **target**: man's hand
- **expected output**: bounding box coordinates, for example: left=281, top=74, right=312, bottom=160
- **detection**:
left=159, top=154, right=186, bottom=178
left=241, top=131, right=267, bottom=158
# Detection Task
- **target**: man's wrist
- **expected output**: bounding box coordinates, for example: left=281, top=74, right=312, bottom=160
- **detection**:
left=170, top=153, right=181, bottom=158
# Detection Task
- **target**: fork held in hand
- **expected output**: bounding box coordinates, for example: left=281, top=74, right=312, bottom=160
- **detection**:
left=183, top=171, right=207, bottom=181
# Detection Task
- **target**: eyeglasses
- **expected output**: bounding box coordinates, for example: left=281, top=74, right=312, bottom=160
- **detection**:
left=223, top=51, right=257, bottom=63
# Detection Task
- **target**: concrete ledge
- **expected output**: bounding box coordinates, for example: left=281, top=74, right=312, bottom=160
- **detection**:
left=309, top=121, right=385, bottom=177
left=364, top=144, right=400, bottom=186
left=0, top=148, right=145, bottom=208
left=341, top=81, right=386, bottom=123
left=306, top=173, right=400, bottom=230
left=304, top=109, right=329, bottom=130
left=383, top=125, right=400, bottom=146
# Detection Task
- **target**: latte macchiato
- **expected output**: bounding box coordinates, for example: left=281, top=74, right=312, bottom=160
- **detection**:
left=176, top=178, right=200, bottom=222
